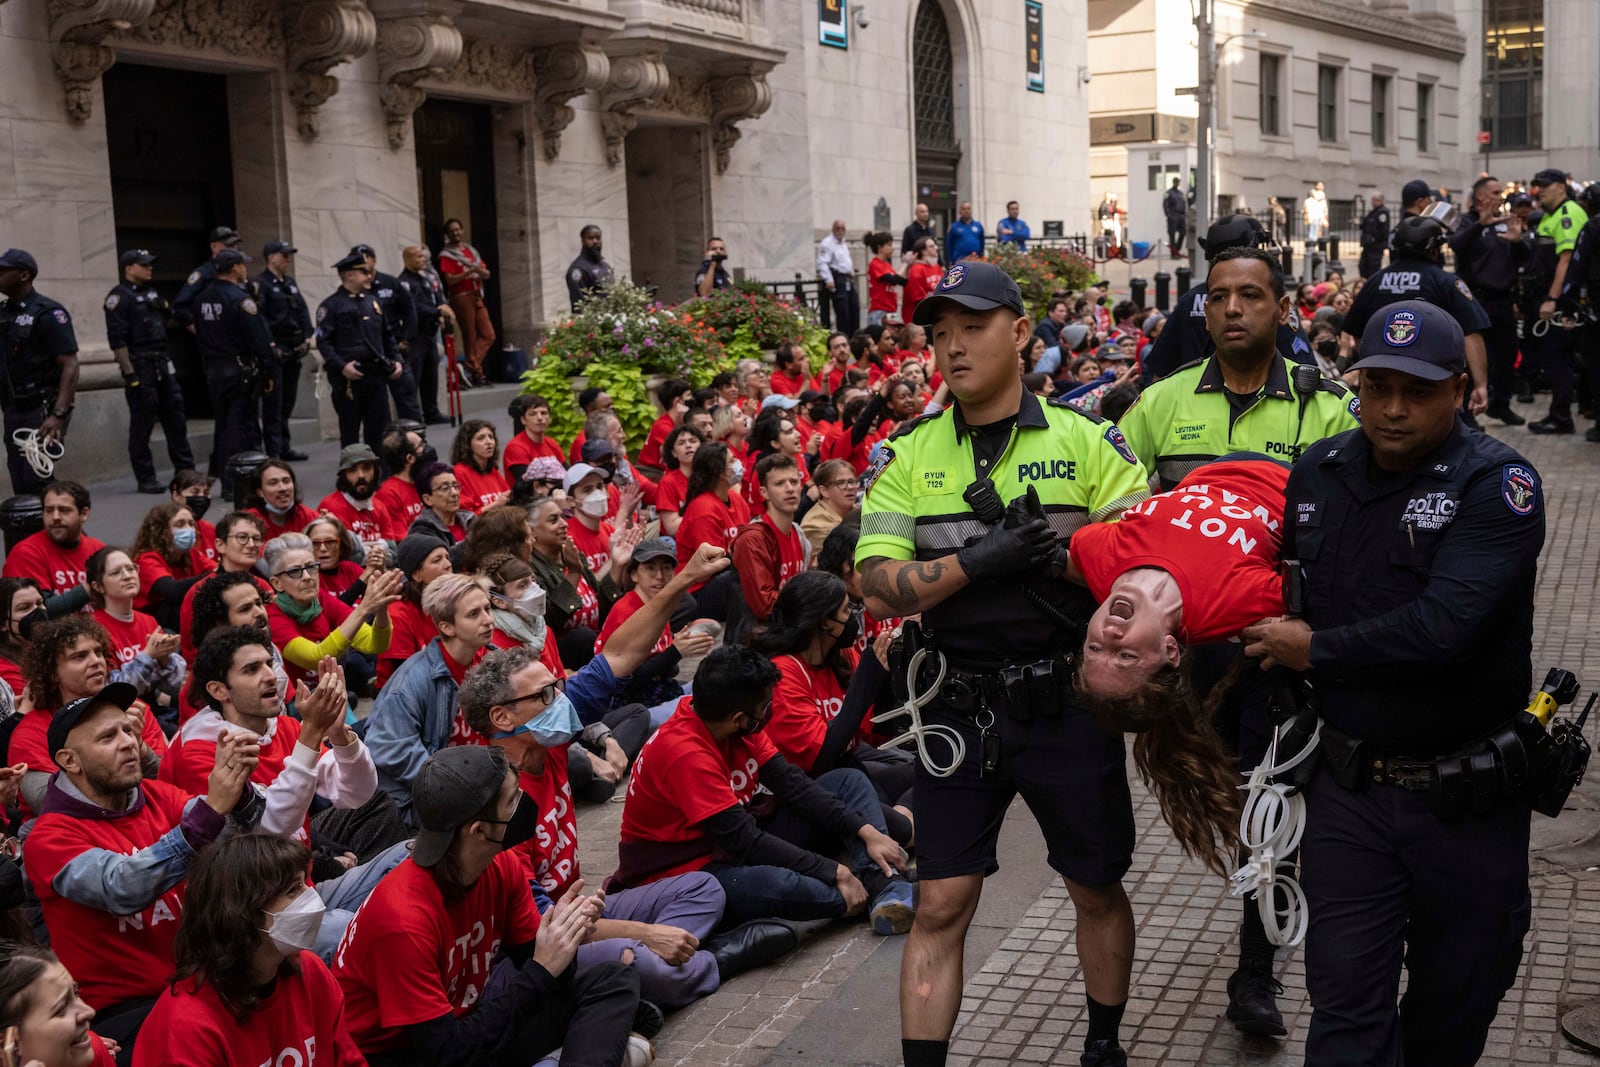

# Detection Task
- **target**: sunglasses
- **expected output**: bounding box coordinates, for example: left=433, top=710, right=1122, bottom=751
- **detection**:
left=274, top=563, right=318, bottom=580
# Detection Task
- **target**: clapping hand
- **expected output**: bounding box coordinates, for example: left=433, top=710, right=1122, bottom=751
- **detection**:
left=206, top=729, right=261, bottom=816
left=143, top=629, right=180, bottom=660
left=296, top=657, right=349, bottom=745
left=359, top=567, right=404, bottom=619
left=609, top=523, right=646, bottom=573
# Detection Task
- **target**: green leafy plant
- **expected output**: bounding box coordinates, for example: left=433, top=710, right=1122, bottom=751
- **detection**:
left=980, top=243, right=1097, bottom=323
left=684, top=287, right=813, bottom=349
left=584, top=359, right=658, bottom=448
left=519, top=352, right=585, bottom=443
left=536, top=278, right=726, bottom=379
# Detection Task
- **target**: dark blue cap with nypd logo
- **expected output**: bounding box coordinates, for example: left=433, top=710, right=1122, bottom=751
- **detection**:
left=911, top=261, right=1025, bottom=326
left=0, top=249, right=39, bottom=273
left=212, top=248, right=251, bottom=269
left=262, top=239, right=297, bottom=258
left=1351, top=300, right=1466, bottom=381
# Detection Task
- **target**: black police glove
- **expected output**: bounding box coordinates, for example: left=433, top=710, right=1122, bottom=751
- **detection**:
left=956, top=509, right=1056, bottom=583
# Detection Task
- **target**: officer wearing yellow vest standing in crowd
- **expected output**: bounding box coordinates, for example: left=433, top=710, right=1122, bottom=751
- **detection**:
left=1524, top=168, right=1591, bottom=435
left=855, top=261, right=1150, bottom=1067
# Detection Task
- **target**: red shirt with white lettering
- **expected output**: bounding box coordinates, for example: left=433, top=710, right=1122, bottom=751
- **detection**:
left=92, top=607, right=160, bottom=671
left=248, top=505, right=320, bottom=543
left=565, top=516, right=614, bottom=576
left=765, top=650, right=864, bottom=772
left=569, top=575, right=601, bottom=633
left=317, top=491, right=385, bottom=545
left=334, top=852, right=541, bottom=1054
left=511, top=748, right=581, bottom=899
left=503, top=432, right=567, bottom=481
left=615, top=697, right=778, bottom=886
left=454, top=463, right=509, bottom=515
left=2, top=531, right=106, bottom=595
left=1069, top=458, right=1288, bottom=643
left=24, top=780, right=194, bottom=1009
left=676, top=492, right=751, bottom=587
left=133, top=950, right=365, bottom=1067
left=374, top=478, right=424, bottom=541
left=594, top=589, right=672, bottom=655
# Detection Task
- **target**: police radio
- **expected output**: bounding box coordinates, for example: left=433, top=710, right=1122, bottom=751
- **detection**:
left=1513, top=668, right=1594, bottom=818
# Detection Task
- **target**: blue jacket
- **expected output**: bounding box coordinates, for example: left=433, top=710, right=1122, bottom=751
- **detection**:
left=946, top=220, right=985, bottom=263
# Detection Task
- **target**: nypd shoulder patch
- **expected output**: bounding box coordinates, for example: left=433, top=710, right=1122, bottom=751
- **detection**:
left=316, top=306, right=328, bottom=323
left=186, top=271, right=201, bottom=285
left=861, top=444, right=896, bottom=494
left=52, top=309, right=69, bottom=325
left=1455, top=279, right=1474, bottom=301
left=1348, top=394, right=1361, bottom=419
left=1103, top=424, right=1139, bottom=465
left=1502, top=463, right=1538, bottom=515
left=241, top=298, right=259, bottom=315
left=104, top=293, right=120, bottom=310
left=570, top=269, right=584, bottom=283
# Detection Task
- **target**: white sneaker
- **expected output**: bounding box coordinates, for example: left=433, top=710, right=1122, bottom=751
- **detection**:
left=625, top=1033, right=655, bottom=1066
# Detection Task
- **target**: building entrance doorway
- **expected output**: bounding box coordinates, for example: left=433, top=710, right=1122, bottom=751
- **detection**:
left=414, top=99, right=502, bottom=331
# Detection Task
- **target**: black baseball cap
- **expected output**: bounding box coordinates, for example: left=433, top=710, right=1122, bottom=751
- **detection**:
left=411, top=747, right=509, bottom=867
left=262, top=239, right=298, bottom=257
left=333, top=252, right=370, bottom=272
left=1350, top=300, right=1466, bottom=381
left=1401, top=179, right=1432, bottom=205
left=0, top=249, right=39, bottom=273
left=1508, top=192, right=1533, bottom=209
left=209, top=226, right=241, bottom=246
left=118, top=249, right=156, bottom=268
left=911, top=261, right=1025, bottom=326
left=212, top=248, right=251, bottom=269
left=48, top=682, right=137, bottom=757
left=1530, top=169, right=1567, bottom=188
left=631, top=537, right=677, bottom=565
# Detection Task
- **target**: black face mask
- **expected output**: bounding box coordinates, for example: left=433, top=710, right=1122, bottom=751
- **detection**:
left=736, top=703, right=773, bottom=738
left=483, top=794, right=540, bottom=852
left=417, top=444, right=440, bottom=468
left=835, top=608, right=862, bottom=650
left=1315, top=339, right=1339, bottom=359
left=184, top=495, right=212, bottom=521
left=14, top=607, right=46, bottom=641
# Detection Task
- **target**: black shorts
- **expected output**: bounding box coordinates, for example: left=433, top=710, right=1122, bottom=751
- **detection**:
left=912, top=697, right=1134, bottom=887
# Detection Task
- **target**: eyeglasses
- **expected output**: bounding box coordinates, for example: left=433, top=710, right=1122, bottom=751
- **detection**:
left=503, top=679, right=565, bottom=708
left=429, top=482, right=460, bottom=494
left=274, top=563, right=318, bottom=580
left=309, top=538, right=340, bottom=551
left=229, top=533, right=264, bottom=546
left=825, top=479, right=858, bottom=490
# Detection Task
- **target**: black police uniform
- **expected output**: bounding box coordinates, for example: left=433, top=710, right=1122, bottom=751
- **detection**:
left=316, top=286, right=403, bottom=450
left=170, top=260, right=218, bottom=329
left=1141, top=282, right=1313, bottom=385
left=1357, top=203, right=1391, bottom=278
left=1284, top=419, right=1544, bottom=1066
left=1560, top=211, right=1600, bottom=424
left=192, top=279, right=271, bottom=477
left=566, top=252, right=614, bottom=312
left=0, top=290, right=77, bottom=495
left=369, top=270, right=422, bottom=423
left=694, top=258, right=730, bottom=294
left=1448, top=212, right=1528, bottom=411
left=253, top=268, right=314, bottom=457
left=103, top=280, right=195, bottom=485
left=1341, top=253, right=1490, bottom=351
left=399, top=266, right=448, bottom=421
left=1524, top=195, right=1589, bottom=424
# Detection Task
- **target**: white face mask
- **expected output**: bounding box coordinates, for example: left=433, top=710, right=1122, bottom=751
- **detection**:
left=261, top=888, right=326, bottom=956
left=515, top=582, right=548, bottom=618
left=579, top=490, right=609, bottom=518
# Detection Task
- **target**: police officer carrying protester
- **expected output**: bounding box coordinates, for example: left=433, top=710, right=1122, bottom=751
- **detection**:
left=1122, top=246, right=1359, bottom=491
left=1141, top=214, right=1312, bottom=385
left=317, top=251, right=404, bottom=450
left=1523, top=168, right=1591, bottom=435
left=1244, top=301, right=1545, bottom=1066
left=352, top=243, right=423, bottom=424
left=254, top=239, right=314, bottom=460
left=399, top=244, right=454, bottom=425
left=855, top=261, right=1151, bottom=1067
left=1357, top=193, right=1390, bottom=279
left=1448, top=176, right=1529, bottom=427
left=171, top=225, right=243, bottom=329
left=104, top=248, right=196, bottom=492
left=566, top=224, right=614, bottom=311
left=0, top=249, right=80, bottom=495
left=193, top=248, right=272, bottom=477
left=1342, top=215, right=1491, bottom=418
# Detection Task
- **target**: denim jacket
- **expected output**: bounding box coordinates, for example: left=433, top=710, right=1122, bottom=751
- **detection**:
left=363, top=638, right=458, bottom=823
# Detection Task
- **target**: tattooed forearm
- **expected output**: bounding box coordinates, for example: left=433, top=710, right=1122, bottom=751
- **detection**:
left=860, top=557, right=957, bottom=616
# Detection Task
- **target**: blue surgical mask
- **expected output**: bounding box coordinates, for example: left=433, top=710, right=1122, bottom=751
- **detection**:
left=729, top=459, right=745, bottom=485
left=494, top=692, right=582, bottom=748
left=171, top=527, right=197, bottom=551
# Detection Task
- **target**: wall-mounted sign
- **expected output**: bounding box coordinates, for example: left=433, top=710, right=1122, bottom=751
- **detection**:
left=820, top=0, right=848, bottom=48
left=1025, top=2, right=1044, bottom=92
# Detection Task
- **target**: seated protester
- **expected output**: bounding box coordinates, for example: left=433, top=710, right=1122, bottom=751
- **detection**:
left=594, top=539, right=714, bottom=728
left=511, top=455, right=567, bottom=508
left=333, top=745, right=643, bottom=1067
left=820, top=378, right=893, bottom=474
left=407, top=462, right=474, bottom=553
left=709, top=403, right=752, bottom=471
left=879, top=377, right=924, bottom=438
left=637, top=377, right=692, bottom=473
left=377, top=535, right=454, bottom=685
left=0, top=577, right=45, bottom=698
left=244, top=460, right=319, bottom=543
left=131, top=503, right=214, bottom=632
left=306, top=514, right=373, bottom=603
left=481, top=552, right=565, bottom=680
left=815, top=525, right=898, bottom=659
left=528, top=497, right=622, bottom=672
left=185, top=572, right=291, bottom=719
left=742, top=402, right=809, bottom=505
left=729, top=454, right=808, bottom=636
left=169, top=469, right=219, bottom=567
left=584, top=414, right=658, bottom=516
left=85, top=548, right=185, bottom=717
left=653, top=425, right=703, bottom=537
left=503, top=394, right=568, bottom=483
left=1, top=480, right=106, bottom=598
left=749, top=571, right=913, bottom=847
left=178, top=511, right=271, bottom=663
left=14, top=616, right=171, bottom=818
left=374, top=428, right=427, bottom=541
left=134, top=833, right=366, bottom=1067
left=166, top=630, right=406, bottom=958
left=0, top=945, right=119, bottom=1067
left=565, top=462, right=624, bottom=576
left=800, top=459, right=858, bottom=557
left=563, top=385, right=610, bottom=465
left=459, top=503, right=536, bottom=576
left=612, top=646, right=916, bottom=934
left=262, top=533, right=398, bottom=691
left=316, top=444, right=386, bottom=546
left=675, top=442, right=750, bottom=620
left=23, top=683, right=263, bottom=1061
left=579, top=436, right=643, bottom=525
left=452, top=419, right=512, bottom=515
left=364, top=574, right=497, bottom=822
left=1099, top=380, right=1142, bottom=425
left=769, top=342, right=809, bottom=398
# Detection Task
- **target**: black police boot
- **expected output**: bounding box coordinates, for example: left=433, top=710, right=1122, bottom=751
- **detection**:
left=281, top=448, right=310, bottom=461
left=1486, top=403, right=1526, bottom=427
left=1080, top=1038, right=1128, bottom=1066
left=1517, top=382, right=1536, bottom=404
left=1585, top=424, right=1600, bottom=443
left=137, top=481, right=165, bottom=494
left=703, top=919, right=799, bottom=983
left=1226, top=962, right=1288, bottom=1037
left=1528, top=415, right=1576, bottom=435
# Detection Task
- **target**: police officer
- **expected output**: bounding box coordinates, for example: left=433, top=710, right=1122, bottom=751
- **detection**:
left=1561, top=184, right=1600, bottom=441
left=171, top=225, right=243, bottom=329
left=694, top=236, right=732, bottom=298
left=566, top=224, right=613, bottom=311
left=104, top=249, right=197, bottom=492
left=1448, top=176, right=1529, bottom=427
left=254, top=239, right=314, bottom=461
left=352, top=244, right=423, bottom=423
left=1244, top=301, right=1545, bottom=1066
left=1524, top=168, right=1591, bottom=434
left=398, top=244, right=454, bottom=425
left=1342, top=215, right=1490, bottom=416
left=1399, top=178, right=1433, bottom=220
left=0, top=249, right=79, bottom=496
left=1357, top=193, right=1390, bottom=279
left=192, top=248, right=271, bottom=477
left=317, top=252, right=403, bottom=450
left=1122, top=247, right=1358, bottom=491
left=856, top=262, right=1150, bottom=1067
left=1141, top=214, right=1312, bottom=385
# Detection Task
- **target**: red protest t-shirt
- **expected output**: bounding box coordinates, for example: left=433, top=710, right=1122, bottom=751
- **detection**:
left=867, top=257, right=900, bottom=313
left=267, top=590, right=356, bottom=688
left=444, top=643, right=489, bottom=748
left=92, top=608, right=160, bottom=672
left=565, top=516, right=614, bottom=576
left=24, top=780, right=193, bottom=1009
left=248, top=505, right=319, bottom=544
left=676, top=492, right=751, bottom=586
left=454, top=463, right=509, bottom=515
left=637, top=413, right=677, bottom=469
left=377, top=599, right=434, bottom=686
left=490, top=625, right=568, bottom=679
left=319, top=559, right=365, bottom=599
left=769, top=369, right=806, bottom=397
left=374, top=478, right=423, bottom=541
left=902, top=262, right=943, bottom=323
left=569, top=575, right=601, bottom=633
left=135, top=548, right=213, bottom=613
left=766, top=651, right=864, bottom=773
left=656, top=469, right=690, bottom=516
left=503, top=432, right=567, bottom=481
left=617, top=698, right=778, bottom=885
left=594, top=589, right=671, bottom=655
left=1069, top=458, right=1288, bottom=643
left=2, top=531, right=107, bottom=595
left=333, top=852, right=541, bottom=1054
left=133, top=951, right=366, bottom=1067
left=317, top=491, right=385, bottom=545
left=511, top=747, right=581, bottom=899
left=179, top=572, right=273, bottom=663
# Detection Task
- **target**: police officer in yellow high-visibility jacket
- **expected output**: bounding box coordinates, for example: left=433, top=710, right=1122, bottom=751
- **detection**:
left=1118, top=246, right=1360, bottom=493
left=856, top=261, right=1149, bottom=1067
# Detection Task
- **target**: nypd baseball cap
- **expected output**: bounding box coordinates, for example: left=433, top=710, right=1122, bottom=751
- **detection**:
left=209, top=226, right=241, bottom=246
left=48, top=682, right=138, bottom=757
left=1350, top=300, right=1466, bottom=382
left=911, top=261, right=1025, bottom=326
left=262, top=239, right=298, bottom=258
left=1530, top=169, right=1567, bottom=188
left=212, top=248, right=251, bottom=269
left=411, top=746, right=509, bottom=868
left=0, top=249, right=39, bottom=273
left=118, top=249, right=156, bottom=268
left=1401, top=179, right=1432, bottom=205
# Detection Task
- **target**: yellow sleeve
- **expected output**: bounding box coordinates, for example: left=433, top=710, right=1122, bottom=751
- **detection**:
left=281, top=629, right=353, bottom=671
left=350, top=621, right=391, bottom=655
left=1311, top=388, right=1363, bottom=443
left=1082, top=419, right=1152, bottom=521
left=1113, top=386, right=1162, bottom=473
left=855, top=437, right=917, bottom=565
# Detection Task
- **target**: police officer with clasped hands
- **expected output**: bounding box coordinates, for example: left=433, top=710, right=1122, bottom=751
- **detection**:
left=317, top=252, right=404, bottom=450
left=0, top=249, right=79, bottom=495
left=254, top=239, right=314, bottom=460
left=104, top=249, right=196, bottom=492
left=1245, top=301, right=1545, bottom=1067
left=352, top=243, right=422, bottom=423
left=193, top=248, right=272, bottom=477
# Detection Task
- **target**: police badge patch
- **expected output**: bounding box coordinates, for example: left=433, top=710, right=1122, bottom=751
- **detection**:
left=939, top=265, right=967, bottom=290
left=1384, top=309, right=1421, bottom=346
left=569, top=269, right=583, bottom=283
left=104, top=294, right=120, bottom=310
left=1502, top=464, right=1538, bottom=515
left=186, top=271, right=201, bottom=285
left=1455, top=279, right=1474, bottom=301
left=52, top=309, right=69, bottom=325
left=861, top=444, right=895, bottom=494
left=1103, top=425, right=1139, bottom=465
left=1348, top=394, right=1361, bottom=419
left=241, top=298, right=259, bottom=315
left=316, top=306, right=328, bottom=323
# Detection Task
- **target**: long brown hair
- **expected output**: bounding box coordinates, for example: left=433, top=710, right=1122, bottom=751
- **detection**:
left=131, top=502, right=187, bottom=562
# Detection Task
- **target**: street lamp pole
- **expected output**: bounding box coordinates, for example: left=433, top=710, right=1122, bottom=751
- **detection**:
left=1191, top=0, right=1214, bottom=275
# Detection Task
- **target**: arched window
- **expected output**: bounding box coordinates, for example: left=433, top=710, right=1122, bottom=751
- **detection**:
left=913, top=1, right=957, bottom=153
